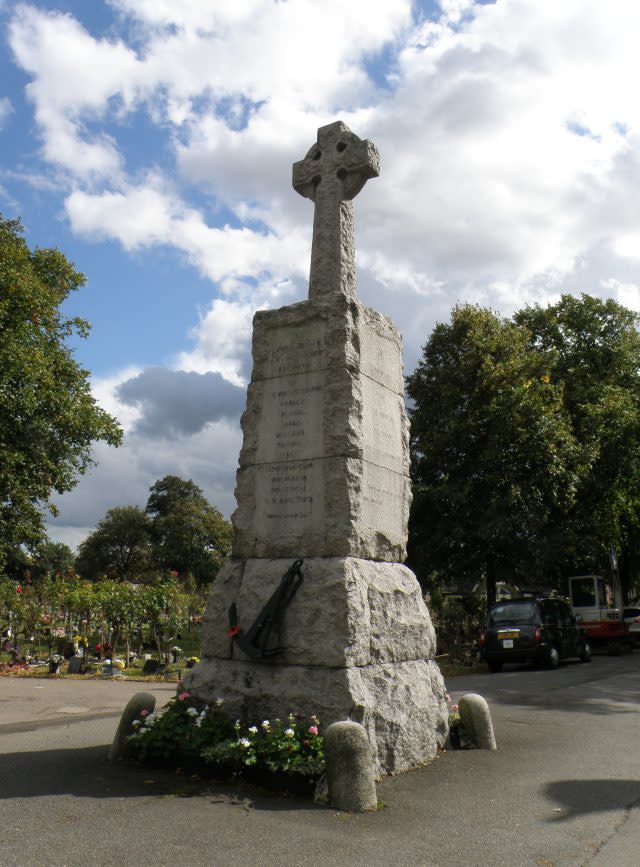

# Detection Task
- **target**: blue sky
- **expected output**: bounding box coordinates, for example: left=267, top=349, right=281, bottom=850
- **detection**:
left=2, top=0, right=640, bottom=548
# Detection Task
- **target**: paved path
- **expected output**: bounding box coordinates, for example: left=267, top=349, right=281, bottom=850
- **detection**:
left=1, top=658, right=640, bottom=866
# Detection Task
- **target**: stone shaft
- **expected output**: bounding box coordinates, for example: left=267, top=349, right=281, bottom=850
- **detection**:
left=309, top=196, right=355, bottom=300
left=292, top=120, right=379, bottom=300
left=231, top=294, right=411, bottom=562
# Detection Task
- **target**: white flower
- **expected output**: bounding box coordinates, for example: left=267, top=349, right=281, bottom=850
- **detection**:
left=261, top=720, right=271, bottom=730
left=215, top=698, right=224, bottom=706
left=248, top=725, right=258, bottom=735
left=239, top=738, right=251, bottom=748
left=186, top=707, right=198, bottom=717
left=284, top=728, right=295, bottom=738
left=195, top=717, right=203, bottom=728
left=145, top=713, right=156, bottom=726
left=131, top=719, right=141, bottom=729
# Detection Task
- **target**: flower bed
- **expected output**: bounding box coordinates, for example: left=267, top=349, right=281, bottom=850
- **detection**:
left=125, top=691, right=325, bottom=794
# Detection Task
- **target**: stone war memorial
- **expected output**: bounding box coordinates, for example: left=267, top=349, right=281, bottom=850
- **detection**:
left=184, top=121, right=448, bottom=776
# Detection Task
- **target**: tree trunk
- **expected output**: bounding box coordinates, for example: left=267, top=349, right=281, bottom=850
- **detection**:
left=485, top=557, right=497, bottom=610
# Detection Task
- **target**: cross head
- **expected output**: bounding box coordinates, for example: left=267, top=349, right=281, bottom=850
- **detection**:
left=292, top=121, right=379, bottom=300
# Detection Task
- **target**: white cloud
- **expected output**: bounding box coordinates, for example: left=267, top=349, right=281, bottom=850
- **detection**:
left=10, top=0, right=640, bottom=537
left=90, top=366, right=143, bottom=434
left=47, top=416, right=242, bottom=542
left=0, top=96, right=13, bottom=128
left=177, top=297, right=256, bottom=386
left=601, top=278, right=640, bottom=312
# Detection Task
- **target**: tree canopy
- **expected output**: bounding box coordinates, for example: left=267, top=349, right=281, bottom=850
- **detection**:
left=515, top=294, right=640, bottom=590
left=75, top=506, right=152, bottom=581
left=408, top=295, right=640, bottom=602
left=0, top=215, right=122, bottom=568
left=146, top=475, right=233, bottom=586
left=406, top=303, right=580, bottom=604
left=72, top=476, right=232, bottom=586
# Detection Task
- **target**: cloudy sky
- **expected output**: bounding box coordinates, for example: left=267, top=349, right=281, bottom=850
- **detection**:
left=2, top=0, right=640, bottom=549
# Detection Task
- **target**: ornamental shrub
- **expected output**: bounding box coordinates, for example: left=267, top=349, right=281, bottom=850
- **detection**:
left=126, top=692, right=234, bottom=764
left=126, top=694, right=325, bottom=781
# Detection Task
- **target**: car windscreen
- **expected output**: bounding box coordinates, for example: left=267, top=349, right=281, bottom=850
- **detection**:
left=488, top=602, right=539, bottom=626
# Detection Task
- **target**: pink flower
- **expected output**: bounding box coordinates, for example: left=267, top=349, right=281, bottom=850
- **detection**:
left=445, top=693, right=451, bottom=702
left=140, top=709, right=149, bottom=717
left=308, top=725, right=319, bottom=736
left=451, top=704, right=459, bottom=713
left=178, top=691, right=190, bottom=701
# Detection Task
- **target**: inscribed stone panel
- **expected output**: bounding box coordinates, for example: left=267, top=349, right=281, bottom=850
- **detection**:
left=361, top=376, right=407, bottom=474
left=360, top=460, right=409, bottom=553
left=359, top=311, right=404, bottom=395
left=254, top=369, right=327, bottom=464
left=252, top=311, right=328, bottom=379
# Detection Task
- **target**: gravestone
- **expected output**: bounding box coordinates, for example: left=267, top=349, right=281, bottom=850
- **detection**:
left=184, top=121, right=448, bottom=775
left=67, top=655, right=84, bottom=674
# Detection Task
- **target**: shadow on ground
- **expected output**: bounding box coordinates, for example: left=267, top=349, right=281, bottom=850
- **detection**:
left=451, top=657, right=640, bottom=717
left=545, top=779, right=640, bottom=820
left=0, top=745, right=320, bottom=812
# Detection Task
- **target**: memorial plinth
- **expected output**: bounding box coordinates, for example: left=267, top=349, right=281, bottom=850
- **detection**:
left=233, top=294, right=411, bottom=562
left=184, top=121, right=448, bottom=775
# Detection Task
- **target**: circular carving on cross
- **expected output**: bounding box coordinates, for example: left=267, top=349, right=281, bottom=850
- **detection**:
left=293, top=121, right=380, bottom=203
left=292, top=121, right=380, bottom=300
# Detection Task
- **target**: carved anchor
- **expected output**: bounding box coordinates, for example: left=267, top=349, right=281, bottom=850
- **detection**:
left=228, top=559, right=304, bottom=659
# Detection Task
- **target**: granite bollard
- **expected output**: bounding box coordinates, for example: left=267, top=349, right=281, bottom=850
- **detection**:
left=324, top=720, right=377, bottom=812
left=459, top=693, right=497, bottom=750
left=108, top=692, right=156, bottom=761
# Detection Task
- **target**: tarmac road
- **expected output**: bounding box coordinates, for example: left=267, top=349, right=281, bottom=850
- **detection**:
left=1, top=656, right=640, bottom=867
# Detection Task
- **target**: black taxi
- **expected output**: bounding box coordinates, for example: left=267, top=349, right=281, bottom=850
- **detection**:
left=480, top=597, right=591, bottom=672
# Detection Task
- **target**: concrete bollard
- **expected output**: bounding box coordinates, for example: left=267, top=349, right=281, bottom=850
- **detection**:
left=108, top=692, right=156, bottom=761
left=459, top=693, right=497, bottom=750
left=324, top=720, right=377, bottom=812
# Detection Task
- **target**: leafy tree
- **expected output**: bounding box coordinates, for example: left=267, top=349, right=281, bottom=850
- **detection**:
left=0, top=215, right=122, bottom=568
left=76, top=506, right=152, bottom=581
left=31, top=540, right=75, bottom=580
left=146, top=475, right=232, bottom=586
left=515, top=294, right=640, bottom=596
left=138, top=584, right=177, bottom=658
left=97, top=580, right=142, bottom=667
left=406, top=304, right=580, bottom=605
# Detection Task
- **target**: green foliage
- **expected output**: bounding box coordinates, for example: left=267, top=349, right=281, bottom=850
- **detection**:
left=96, top=580, right=141, bottom=636
left=76, top=506, right=151, bottom=581
left=515, top=295, right=640, bottom=594
left=146, top=475, right=232, bottom=586
left=127, top=694, right=235, bottom=764
left=127, top=694, right=325, bottom=781
left=0, top=215, right=122, bottom=567
left=30, top=540, right=75, bottom=580
left=408, top=295, right=640, bottom=601
left=406, top=304, right=579, bottom=602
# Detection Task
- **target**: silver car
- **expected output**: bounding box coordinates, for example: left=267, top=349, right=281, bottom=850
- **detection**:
left=623, top=607, right=640, bottom=644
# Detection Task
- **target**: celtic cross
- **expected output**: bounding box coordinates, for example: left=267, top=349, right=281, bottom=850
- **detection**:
left=292, top=121, right=379, bottom=300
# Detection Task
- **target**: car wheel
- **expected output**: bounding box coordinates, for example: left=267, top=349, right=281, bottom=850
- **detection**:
left=546, top=646, right=559, bottom=669
left=488, top=660, right=503, bottom=673
left=579, top=642, right=592, bottom=663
